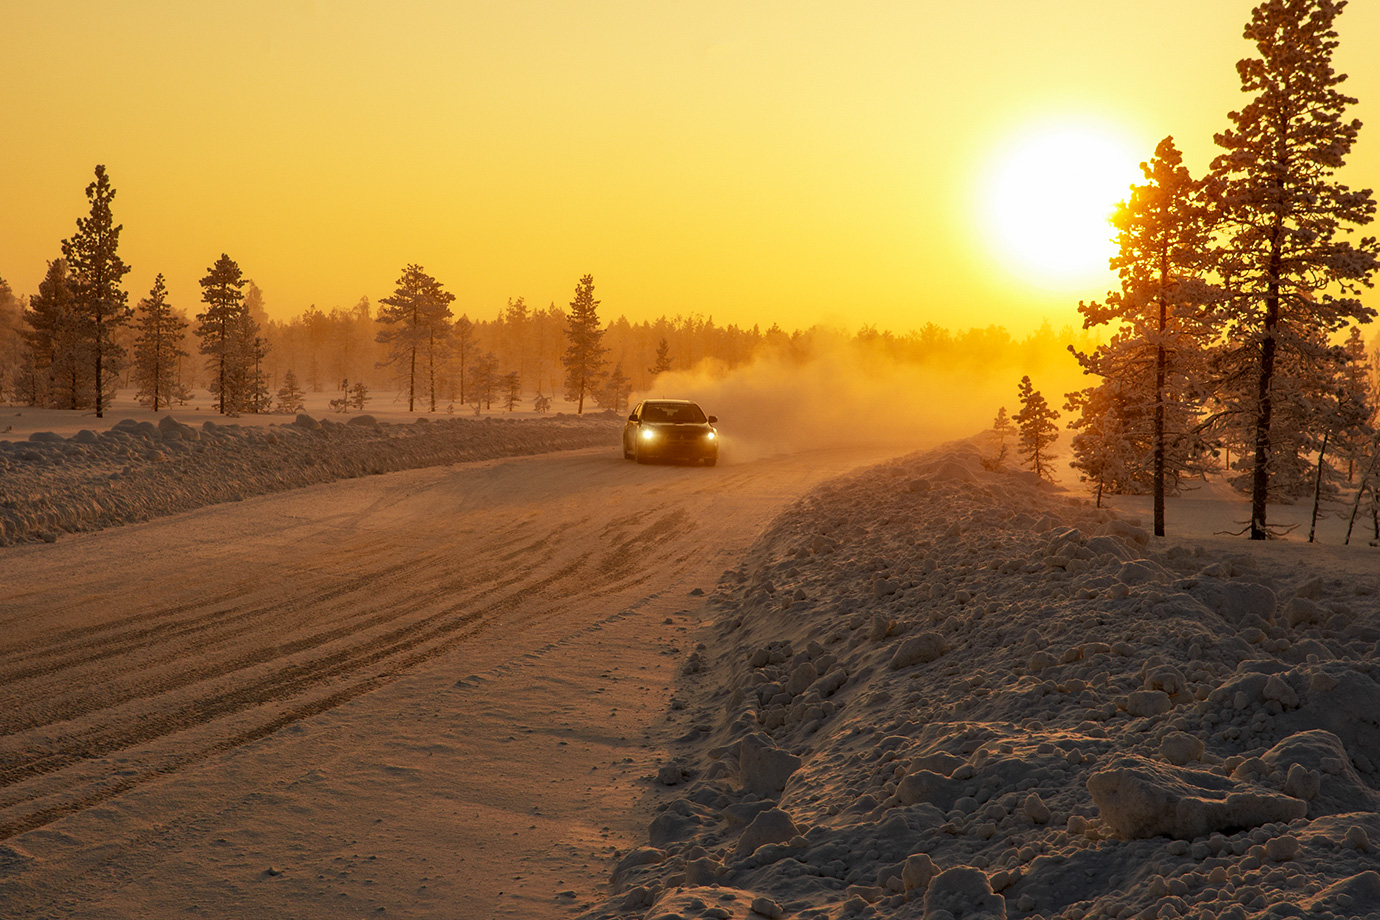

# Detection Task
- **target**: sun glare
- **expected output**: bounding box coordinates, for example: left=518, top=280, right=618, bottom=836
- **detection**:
left=983, top=123, right=1143, bottom=286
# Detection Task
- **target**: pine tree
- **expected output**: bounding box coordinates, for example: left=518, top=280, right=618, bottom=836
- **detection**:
left=349, top=381, right=370, bottom=411
left=0, top=274, right=26, bottom=406
left=375, top=264, right=454, bottom=412
left=132, top=274, right=189, bottom=411
left=1064, top=381, right=1138, bottom=507
left=1075, top=137, right=1218, bottom=535
left=231, top=311, right=271, bottom=413
left=1305, top=328, right=1375, bottom=541
left=1016, top=375, right=1060, bottom=482
left=501, top=371, right=522, bottom=411
left=503, top=296, right=530, bottom=383
left=62, top=165, right=131, bottom=418
left=196, top=253, right=248, bottom=414
left=992, top=406, right=1014, bottom=445
left=597, top=361, right=633, bottom=412
left=452, top=315, right=476, bottom=405
left=21, top=259, right=86, bottom=408
left=649, top=337, right=673, bottom=377
left=1338, top=327, right=1378, bottom=480
left=1208, top=0, right=1379, bottom=540
left=561, top=274, right=608, bottom=414
left=277, top=369, right=306, bottom=413
left=467, top=351, right=499, bottom=411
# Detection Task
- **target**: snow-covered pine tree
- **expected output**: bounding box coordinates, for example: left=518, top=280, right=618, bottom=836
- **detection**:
left=1071, top=137, right=1217, bottom=536
left=1208, top=0, right=1379, bottom=540
left=561, top=274, right=608, bottom=414
left=649, top=337, right=673, bottom=377
left=1064, top=379, right=1140, bottom=507
left=132, top=274, right=188, bottom=411
left=196, top=253, right=248, bottom=414
left=62, top=165, right=131, bottom=418
left=276, top=369, right=306, bottom=413
left=1337, top=326, right=1378, bottom=481
left=375, top=264, right=454, bottom=412
left=349, top=381, right=370, bottom=411
left=1016, top=375, right=1060, bottom=482
left=1303, top=326, right=1376, bottom=541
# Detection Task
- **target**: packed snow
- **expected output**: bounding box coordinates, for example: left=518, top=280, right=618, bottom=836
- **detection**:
left=4, top=414, right=1379, bottom=920
left=578, top=436, right=1380, bottom=920
left=0, top=411, right=619, bottom=546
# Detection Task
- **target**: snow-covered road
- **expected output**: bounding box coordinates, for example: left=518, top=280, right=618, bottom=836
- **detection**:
left=0, top=444, right=900, bottom=918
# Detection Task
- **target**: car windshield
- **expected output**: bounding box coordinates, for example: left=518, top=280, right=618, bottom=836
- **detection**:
left=642, top=403, right=707, bottom=424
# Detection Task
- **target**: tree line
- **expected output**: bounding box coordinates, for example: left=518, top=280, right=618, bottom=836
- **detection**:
left=1000, top=0, right=1380, bottom=544
left=0, top=171, right=1097, bottom=420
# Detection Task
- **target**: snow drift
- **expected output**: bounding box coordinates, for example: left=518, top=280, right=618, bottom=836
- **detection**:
left=0, top=413, right=621, bottom=546
left=583, top=440, right=1380, bottom=920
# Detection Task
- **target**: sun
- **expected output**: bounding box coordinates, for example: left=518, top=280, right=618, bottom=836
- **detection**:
left=982, top=121, right=1143, bottom=286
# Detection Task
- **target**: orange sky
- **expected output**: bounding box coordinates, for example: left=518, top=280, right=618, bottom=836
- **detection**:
left=2, top=1, right=1378, bottom=333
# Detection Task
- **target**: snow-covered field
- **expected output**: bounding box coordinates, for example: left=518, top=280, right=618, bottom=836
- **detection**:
left=583, top=439, right=1380, bottom=920
left=3, top=405, right=1379, bottom=920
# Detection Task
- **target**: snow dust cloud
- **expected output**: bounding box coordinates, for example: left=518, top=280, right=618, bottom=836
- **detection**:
left=633, top=334, right=1087, bottom=463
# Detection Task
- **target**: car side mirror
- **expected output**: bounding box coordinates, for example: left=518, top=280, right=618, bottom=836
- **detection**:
left=707, top=415, right=718, bottom=424
left=628, top=413, right=638, bottom=422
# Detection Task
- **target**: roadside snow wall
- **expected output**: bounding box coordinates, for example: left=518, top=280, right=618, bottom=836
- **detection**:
left=0, top=413, right=621, bottom=546
left=590, top=441, right=1380, bottom=920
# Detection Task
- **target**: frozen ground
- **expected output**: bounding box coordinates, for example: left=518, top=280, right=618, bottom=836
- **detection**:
left=582, top=438, right=1380, bottom=920
left=2, top=411, right=1378, bottom=920
left=0, top=429, right=901, bottom=918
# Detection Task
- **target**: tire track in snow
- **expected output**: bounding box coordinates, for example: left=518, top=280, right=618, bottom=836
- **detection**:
left=0, top=448, right=894, bottom=842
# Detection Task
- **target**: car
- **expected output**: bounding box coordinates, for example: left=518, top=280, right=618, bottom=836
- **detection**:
left=623, top=398, right=719, bottom=466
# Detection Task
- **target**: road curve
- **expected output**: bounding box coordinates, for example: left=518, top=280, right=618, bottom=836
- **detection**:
left=0, top=445, right=898, bottom=846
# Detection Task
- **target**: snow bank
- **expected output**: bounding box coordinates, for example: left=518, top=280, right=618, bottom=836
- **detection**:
left=0, top=413, right=621, bottom=546
left=584, top=442, right=1380, bottom=920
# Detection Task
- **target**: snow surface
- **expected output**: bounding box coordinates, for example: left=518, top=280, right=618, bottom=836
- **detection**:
left=3, top=411, right=1379, bottom=920
left=582, top=437, right=1380, bottom=920
left=0, top=410, right=620, bottom=545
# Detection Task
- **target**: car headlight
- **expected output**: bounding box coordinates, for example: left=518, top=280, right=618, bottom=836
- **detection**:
left=705, top=431, right=717, bottom=441
left=640, top=428, right=657, bottom=440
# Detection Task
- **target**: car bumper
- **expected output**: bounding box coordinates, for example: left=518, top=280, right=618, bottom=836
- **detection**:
left=639, top=438, right=717, bottom=460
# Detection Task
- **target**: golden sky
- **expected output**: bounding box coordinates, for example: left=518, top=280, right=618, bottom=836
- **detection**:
left=2, top=1, right=1378, bottom=333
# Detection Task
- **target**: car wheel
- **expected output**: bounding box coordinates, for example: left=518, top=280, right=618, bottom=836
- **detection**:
left=623, top=441, right=633, bottom=459
left=704, top=455, right=717, bottom=467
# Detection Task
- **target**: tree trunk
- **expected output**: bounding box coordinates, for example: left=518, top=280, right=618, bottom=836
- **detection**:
left=408, top=344, right=416, bottom=413
left=1308, top=430, right=1329, bottom=544
left=1153, top=255, right=1169, bottom=537
left=427, top=329, right=436, bottom=413
left=1153, top=333, right=1167, bottom=537
left=1250, top=253, right=1282, bottom=540
left=95, top=306, right=105, bottom=418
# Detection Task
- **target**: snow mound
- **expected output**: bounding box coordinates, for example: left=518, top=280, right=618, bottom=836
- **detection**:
left=0, top=413, right=620, bottom=545
left=580, top=438, right=1380, bottom=920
